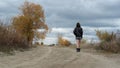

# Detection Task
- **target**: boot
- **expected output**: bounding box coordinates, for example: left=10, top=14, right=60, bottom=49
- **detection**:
left=76, top=48, right=80, bottom=52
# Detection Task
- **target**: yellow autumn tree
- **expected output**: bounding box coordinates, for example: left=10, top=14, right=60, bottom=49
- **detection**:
left=12, top=1, right=48, bottom=46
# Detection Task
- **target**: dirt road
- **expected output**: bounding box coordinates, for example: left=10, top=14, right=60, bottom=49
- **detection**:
left=0, top=46, right=120, bottom=68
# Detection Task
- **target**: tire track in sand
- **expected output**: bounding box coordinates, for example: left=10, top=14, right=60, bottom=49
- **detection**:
left=14, top=47, right=52, bottom=68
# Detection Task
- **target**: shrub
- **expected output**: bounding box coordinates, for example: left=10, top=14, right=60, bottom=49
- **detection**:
left=98, top=41, right=120, bottom=53
left=95, top=30, right=120, bottom=53
left=57, top=34, right=71, bottom=46
left=96, top=30, right=116, bottom=42
left=0, top=22, right=29, bottom=53
left=81, top=39, right=87, bottom=44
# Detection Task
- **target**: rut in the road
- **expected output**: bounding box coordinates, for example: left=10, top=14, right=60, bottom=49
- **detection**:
left=0, top=46, right=120, bottom=68
left=14, top=46, right=52, bottom=67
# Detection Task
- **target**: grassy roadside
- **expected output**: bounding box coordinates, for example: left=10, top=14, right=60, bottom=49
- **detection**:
left=0, top=22, right=30, bottom=54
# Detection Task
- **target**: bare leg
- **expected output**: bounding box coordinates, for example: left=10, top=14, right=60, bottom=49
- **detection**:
left=76, top=40, right=80, bottom=48
left=78, top=40, right=81, bottom=48
left=76, top=40, right=81, bottom=52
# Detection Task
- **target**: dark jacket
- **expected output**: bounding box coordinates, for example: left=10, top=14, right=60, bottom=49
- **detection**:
left=73, top=27, right=83, bottom=38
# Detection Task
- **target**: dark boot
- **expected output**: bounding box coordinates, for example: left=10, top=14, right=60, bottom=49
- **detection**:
left=76, top=48, right=80, bottom=52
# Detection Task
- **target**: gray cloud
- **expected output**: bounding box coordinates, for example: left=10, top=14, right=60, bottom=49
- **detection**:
left=0, top=0, right=120, bottom=28
left=42, top=0, right=120, bottom=19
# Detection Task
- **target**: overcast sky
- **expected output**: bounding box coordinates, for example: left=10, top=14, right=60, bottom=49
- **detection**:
left=0, top=0, right=120, bottom=28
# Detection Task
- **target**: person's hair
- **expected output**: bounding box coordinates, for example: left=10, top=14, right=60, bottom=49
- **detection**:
left=76, top=22, right=81, bottom=28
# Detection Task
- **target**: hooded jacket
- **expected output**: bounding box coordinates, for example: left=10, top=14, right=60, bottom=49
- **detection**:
left=73, top=27, right=83, bottom=38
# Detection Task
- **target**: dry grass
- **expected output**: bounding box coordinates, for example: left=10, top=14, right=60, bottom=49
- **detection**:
left=0, top=22, right=29, bottom=54
left=96, top=30, right=116, bottom=42
left=95, top=30, right=120, bottom=53
left=96, top=40, right=120, bottom=53
left=57, top=34, right=71, bottom=46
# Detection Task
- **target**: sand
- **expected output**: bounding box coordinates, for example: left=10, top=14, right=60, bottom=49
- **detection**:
left=0, top=46, right=120, bottom=68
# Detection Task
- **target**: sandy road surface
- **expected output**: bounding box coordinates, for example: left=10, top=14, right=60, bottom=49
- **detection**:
left=0, top=46, right=120, bottom=68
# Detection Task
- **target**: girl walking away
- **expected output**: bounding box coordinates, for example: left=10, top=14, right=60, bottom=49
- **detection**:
left=73, top=22, right=83, bottom=52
